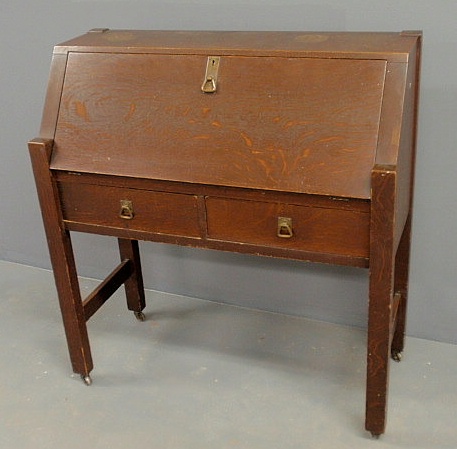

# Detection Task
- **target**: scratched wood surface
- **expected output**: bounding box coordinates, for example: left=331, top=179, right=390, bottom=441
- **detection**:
left=30, top=30, right=422, bottom=436
left=366, top=165, right=397, bottom=435
left=53, top=30, right=418, bottom=62
left=206, top=197, right=369, bottom=258
left=51, top=52, right=386, bottom=198
left=59, top=181, right=201, bottom=237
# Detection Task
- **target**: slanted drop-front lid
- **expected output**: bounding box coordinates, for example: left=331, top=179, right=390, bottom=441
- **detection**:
left=51, top=51, right=387, bottom=198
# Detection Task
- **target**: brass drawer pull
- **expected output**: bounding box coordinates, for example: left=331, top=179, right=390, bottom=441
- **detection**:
left=277, top=217, right=293, bottom=238
left=119, top=199, right=134, bottom=220
left=202, top=76, right=216, bottom=93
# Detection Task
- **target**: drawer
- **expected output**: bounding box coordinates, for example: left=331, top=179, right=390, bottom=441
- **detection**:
left=58, top=182, right=201, bottom=238
left=206, top=197, right=369, bottom=258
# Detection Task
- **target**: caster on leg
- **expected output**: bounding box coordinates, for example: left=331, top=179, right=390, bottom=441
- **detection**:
left=371, top=432, right=381, bottom=439
left=134, top=311, right=146, bottom=321
left=81, top=374, right=92, bottom=386
left=391, top=349, right=402, bottom=362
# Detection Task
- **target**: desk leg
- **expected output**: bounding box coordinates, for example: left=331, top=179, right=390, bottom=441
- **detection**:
left=392, top=214, right=412, bottom=359
left=118, top=239, right=146, bottom=320
left=366, top=166, right=396, bottom=437
left=29, top=138, right=93, bottom=379
left=366, top=272, right=393, bottom=437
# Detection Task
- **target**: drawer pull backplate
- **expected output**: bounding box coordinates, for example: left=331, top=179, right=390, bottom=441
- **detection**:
left=119, top=199, right=134, bottom=220
left=277, top=217, right=293, bottom=238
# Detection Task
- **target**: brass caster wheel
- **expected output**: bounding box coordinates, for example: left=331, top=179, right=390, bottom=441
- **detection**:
left=81, top=374, right=92, bottom=386
left=391, top=350, right=402, bottom=362
left=134, top=311, right=146, bottom=321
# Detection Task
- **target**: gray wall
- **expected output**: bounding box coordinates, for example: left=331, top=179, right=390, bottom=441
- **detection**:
left=1, top=1, right=456, bottom=343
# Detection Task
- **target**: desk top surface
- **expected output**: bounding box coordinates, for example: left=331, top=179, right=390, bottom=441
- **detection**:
left=54, top=29, right=419, bottom=62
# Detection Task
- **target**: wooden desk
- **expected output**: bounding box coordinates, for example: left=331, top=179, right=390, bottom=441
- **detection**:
left=29, top=29, right=421, bottom=436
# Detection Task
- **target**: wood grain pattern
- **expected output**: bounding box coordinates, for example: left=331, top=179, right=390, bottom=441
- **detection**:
left=54, top=30, right=418, bottom=62
left=51, top=53, right=386, bottom=198
left=28, top=138, right=93, bottom=376
left=206, top=197, right=369, bottom=258
left=58, top=181, right=201, bottom=238
left=54, top=171, right=371, bottom=213
left=366, top=165, right=397, bottom=436
left=83, top=259, right=133, bottom=321
left=391, top=34, right=421, bottom=357
left=118, top=239, right=146, bottom=314
left=39, top=54, right=69, bottom=139
left=29, top=30, right=422, bottom=436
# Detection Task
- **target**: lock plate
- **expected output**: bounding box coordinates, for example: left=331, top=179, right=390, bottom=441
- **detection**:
left=201, top=56, right=220, bottom=93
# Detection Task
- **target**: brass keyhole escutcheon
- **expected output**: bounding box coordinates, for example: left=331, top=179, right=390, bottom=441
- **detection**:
left=201, top=56, right=220, bottom=93
left=119, top=199, right=134, bottom=220
left=277, top=217, right=293, bottom=238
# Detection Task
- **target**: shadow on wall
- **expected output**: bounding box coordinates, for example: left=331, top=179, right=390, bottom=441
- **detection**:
left=138, top=242, right=369, bottom=329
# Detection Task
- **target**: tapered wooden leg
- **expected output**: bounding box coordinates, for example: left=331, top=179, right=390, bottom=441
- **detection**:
left=366, top=165, right=396, bottom=436
left=118, top=239, right=146, bottom=318
left=29, top=138, right=93, bottom=377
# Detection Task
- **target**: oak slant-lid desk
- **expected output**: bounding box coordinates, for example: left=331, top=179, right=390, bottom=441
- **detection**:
left=29, top=29, right=422, bottom=437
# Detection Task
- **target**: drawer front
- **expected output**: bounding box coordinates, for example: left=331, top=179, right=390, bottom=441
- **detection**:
left=206, top=197, right=369, bottom=258
left=59, top=182, right=201, bottom=238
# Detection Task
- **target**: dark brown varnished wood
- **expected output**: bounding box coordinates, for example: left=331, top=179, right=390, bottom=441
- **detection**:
left=58, top=181, right=201, bottom=237
left=118, top=239, right=146, bottom=314
left=54, top=171, right=371, bottom=213
left=51, top=53, right=386, bottom=198
left=392, top=215, right=412, bottom=356
left=83, top=259, right=133, bottom=321
left=28, top=138, right=93, bottom=376
left=29, top=30, right=422, bottom=436
left=366, top=165, right=397, bottom=436
left=53, top=29, right=419, bottom=62
left=206, top=197, right=369, bottom=258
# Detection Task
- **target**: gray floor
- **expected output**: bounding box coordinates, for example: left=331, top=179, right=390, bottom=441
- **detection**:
left=0, top=260, right=456, bottom=449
